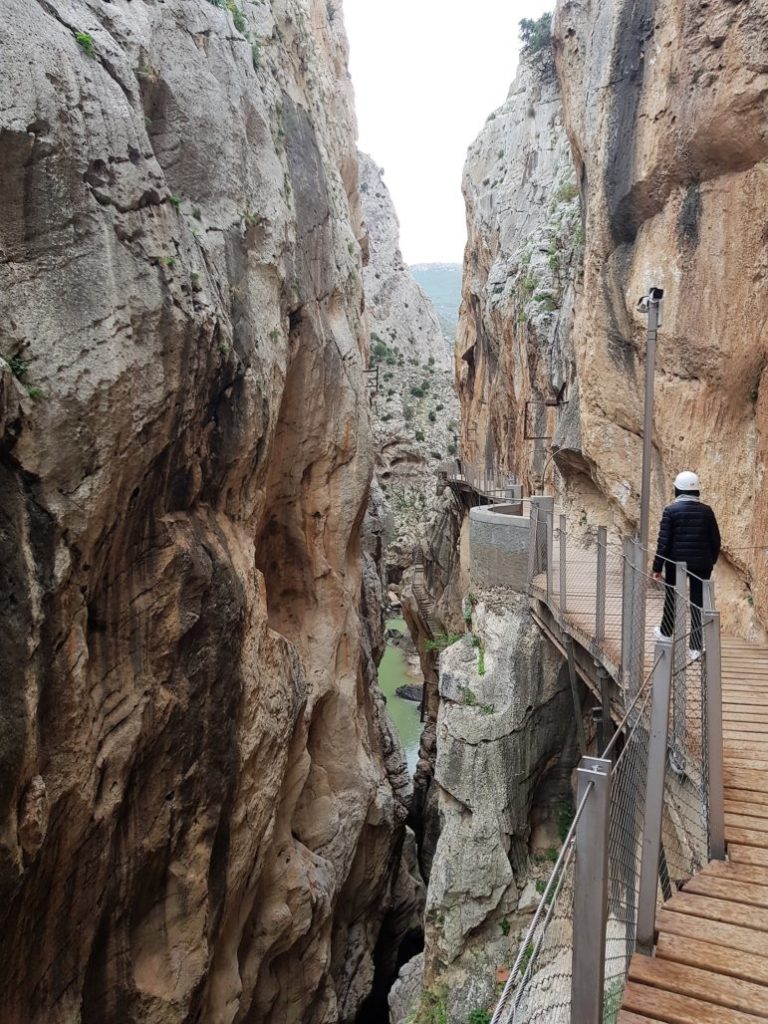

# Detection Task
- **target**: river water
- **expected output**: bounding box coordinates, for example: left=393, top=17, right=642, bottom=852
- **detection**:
left=377, top=618, right=423, bottom=774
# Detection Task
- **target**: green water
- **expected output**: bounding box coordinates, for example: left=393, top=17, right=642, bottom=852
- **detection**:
left=378, top=619, right=423, bottom=774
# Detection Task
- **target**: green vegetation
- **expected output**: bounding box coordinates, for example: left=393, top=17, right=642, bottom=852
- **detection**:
left=26, top=385, right=45, bottom=401
left=447, top=442, right=457, bottom=455
left=558, top=798, right=575, bottom=842
left=603, top=977, right=624, bottom=1024
left=535, top=878, right=546, bottom=894
left=158, top=255, right=175, bottom=269
left=555, top=181, right=578, bottom=204
left=415, top=429, right=425, bottom=442
left=519, top=942, right=535, bottom=976
left=169, top=195, right=181, bottom=211
left=500, top=918, right=511, bottom=937
left=428, top=410, right=437, bottom=423
left=408, top=986, right=448, bottom=1024
left=75, top=31, right=95, bottom=57
left=467, top=1011, right=491, bottom=1024
left=424, top=632, right=462, bottom=653
left=519, top=13, right=552, bottom=54
left=8, top=355, right=28, bottom=383
left=251, top=40, right=261, bottom=70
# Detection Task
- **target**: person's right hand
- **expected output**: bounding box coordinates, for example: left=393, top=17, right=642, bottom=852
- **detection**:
left=652, top=572, right=663, bottom=582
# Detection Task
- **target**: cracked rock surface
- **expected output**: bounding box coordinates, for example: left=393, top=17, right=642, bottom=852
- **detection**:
left=0, top=1, right=412, bottom=1021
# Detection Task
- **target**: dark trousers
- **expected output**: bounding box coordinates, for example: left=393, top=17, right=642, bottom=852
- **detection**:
left=660, top=564, right=711, bottom=651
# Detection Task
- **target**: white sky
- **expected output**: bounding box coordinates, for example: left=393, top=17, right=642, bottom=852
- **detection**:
left=344, top=0, right=553, bottom=265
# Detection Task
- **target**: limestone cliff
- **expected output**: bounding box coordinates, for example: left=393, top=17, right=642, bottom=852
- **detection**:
left=0, top=1, right=410, bottom=1021
left=459, top=0, right=768, bottom=635
left=360, top=154, right=450, bottom=370
left=359, top=153, right=459, bottom=587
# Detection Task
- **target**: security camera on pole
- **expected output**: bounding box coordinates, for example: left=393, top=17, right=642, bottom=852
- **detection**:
left=628, top=286, right=664, bottom=695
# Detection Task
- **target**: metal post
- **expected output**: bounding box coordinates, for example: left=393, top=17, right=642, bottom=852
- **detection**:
left=621, top=537, right=636, bottom=688
left=572, top=756, right=611, bottom=1022
left=528, top=504, right=539, bottom=586
left=670, top=562, right=687, bottom=769
left=630, top=540, right=647, bottom=699
left=596, top=526, right=607, bottom=645
left=638, top=289, right=663, bottom=556
left=704, top=607, right=725, bottom=860
left=559, top=514, right=567, bottom=612
left=637, top=638, right=673, bottom=952
left=546, top=510, right=554, bottom=607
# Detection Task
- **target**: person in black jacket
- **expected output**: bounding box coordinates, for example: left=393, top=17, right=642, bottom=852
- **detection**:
left=652, top=470, right=721, bottom=656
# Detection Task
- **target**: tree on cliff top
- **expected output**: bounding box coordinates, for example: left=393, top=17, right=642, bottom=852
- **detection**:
left=519, top=12, right=552, bottom=54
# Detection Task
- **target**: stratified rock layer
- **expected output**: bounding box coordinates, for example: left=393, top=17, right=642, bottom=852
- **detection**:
left=0, top=1, right=409, bottom=1021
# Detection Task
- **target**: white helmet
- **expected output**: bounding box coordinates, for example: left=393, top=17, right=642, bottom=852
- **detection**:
left=675, top=470, right=700, bottom=491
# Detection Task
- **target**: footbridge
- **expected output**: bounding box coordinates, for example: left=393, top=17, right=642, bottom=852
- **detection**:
left=471, top=499, right=768, bottom=1024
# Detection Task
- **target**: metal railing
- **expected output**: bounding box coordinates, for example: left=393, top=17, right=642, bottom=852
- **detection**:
left=440, top=458, right=521, bottom=502
left=490, top=502, right=724, bottom=1024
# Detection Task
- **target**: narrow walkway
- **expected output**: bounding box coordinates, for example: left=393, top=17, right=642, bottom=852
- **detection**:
left=618, top=639, right=768, bottom=1024
left=529, top=534, right=768, bottom=1021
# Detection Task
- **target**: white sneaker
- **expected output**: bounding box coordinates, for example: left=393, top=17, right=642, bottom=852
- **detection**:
left=689, top=649, right=702, bottom=661
left=653, top=627, right=671, bottom=642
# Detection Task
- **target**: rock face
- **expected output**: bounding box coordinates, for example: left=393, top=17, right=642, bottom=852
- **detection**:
left=0, top=2, right=411, bottom=1021
left=359, top=154, right=460, bottom=583
left=413, top=595, right=582, bottom=1023
left=459, top=1, right=768, bottom=635
left=457, top=49, right=581, bottom=493
left=552, top=0, right=768, bottom=636
left=360, top=153, right=450, bottom=369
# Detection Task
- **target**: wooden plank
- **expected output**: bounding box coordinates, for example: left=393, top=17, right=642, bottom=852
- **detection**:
left=726, top=811, right=768, bottom=833
left=729, top=846, right=768, bottom=867
left=665, top=891, right=768, bottom=932
left=726, top=796, right=768, bottom=815
left=618, top=1013, right=662, bottom=1024
left=657, top=908, right=768, bottom=957
left=725, top=827, right=768, bottom=849
left=622, top=981, right=766, bottom=1023
left=656, top=931, right=768, bottom=986
left=724, top=768, right=768, bottom=792
left=628, top=953, right=768, bottom=1015
left=683, top=872, right=768, bottom=907
left=703, top=860, right=768, bottom=886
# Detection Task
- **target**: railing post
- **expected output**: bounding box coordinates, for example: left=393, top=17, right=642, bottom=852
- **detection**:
left=637, top=638, right=674, bottom=952
left=671, top=561, right=688, bottom=770
left=546, top=510, right=554, bottom=606
left=630, top=539, right=648, bottom=699
left=596, top=526, right=607, bottom=646
left=703, top=605, right=725, bottom=860
left=572, top=756, right=611, bottom=1023
left=621, top=537, right=636, bottom=691
left=527, top=504, right=539, bottom=587
left=559, top=513, right=567, bottom=612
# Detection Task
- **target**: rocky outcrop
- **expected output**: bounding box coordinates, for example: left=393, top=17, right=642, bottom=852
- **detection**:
left=360, top=154, right=450, bottom=369
left=0, top=1, right=411, bottom=1021
left=458, top=48, right=582, bottom=492
left=409, top=593, right=584, bottom=1024
left=551, top=0, right=768, bottom=636
left=359, top=154, right=459, bottom=587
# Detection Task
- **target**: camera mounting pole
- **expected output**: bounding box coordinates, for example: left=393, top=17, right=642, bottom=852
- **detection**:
left=638, top=287, right=664, bottom=557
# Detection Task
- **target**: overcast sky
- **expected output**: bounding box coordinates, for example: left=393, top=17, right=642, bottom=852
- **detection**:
left=344, top=0, right=552, bottom=265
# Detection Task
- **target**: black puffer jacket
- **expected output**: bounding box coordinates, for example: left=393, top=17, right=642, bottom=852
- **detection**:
left=652, top=496, right=721, bottom=574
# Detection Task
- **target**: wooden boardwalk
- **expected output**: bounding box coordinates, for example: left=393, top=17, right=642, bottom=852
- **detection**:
left=529, top=537, right=768, bottom=1021
left=617, top=638, right=768, bottom=1023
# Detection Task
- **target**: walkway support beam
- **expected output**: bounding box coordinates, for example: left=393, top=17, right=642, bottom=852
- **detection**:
left=596, top=526, right=607, bottom=645
left=572, top=756, right=611, bottom=1024
left=637, top=637, right=674, bottom=952
left=559, top=514, right=567, bottom=612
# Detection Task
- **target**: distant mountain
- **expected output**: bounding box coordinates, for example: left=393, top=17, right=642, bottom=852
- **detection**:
left=410, top=263, right=463, bottom=344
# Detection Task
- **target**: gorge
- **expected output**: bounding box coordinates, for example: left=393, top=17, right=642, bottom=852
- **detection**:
left=1, top=1, right=767, bottom=1023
